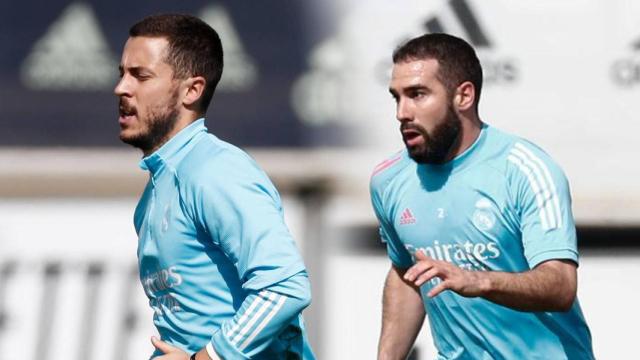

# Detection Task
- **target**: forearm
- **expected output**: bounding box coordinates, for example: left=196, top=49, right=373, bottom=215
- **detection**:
left=477, top=260, right=577, bottom=312
left=208, top=272, right=311, bottom=359
left=378, top=266, right=425, bottom=360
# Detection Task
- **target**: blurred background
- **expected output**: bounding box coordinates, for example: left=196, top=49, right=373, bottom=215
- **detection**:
left=1, top=0, right=639, bottom=359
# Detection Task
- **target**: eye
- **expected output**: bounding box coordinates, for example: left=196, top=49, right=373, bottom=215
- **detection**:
left=409, top=89, right=425, bottom=99
left=129, top=68, right=152, bottom=81
left=132, top=71, right=151, bottom=81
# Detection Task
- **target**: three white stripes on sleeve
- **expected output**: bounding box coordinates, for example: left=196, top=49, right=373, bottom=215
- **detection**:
left=223, top=290, right=288, bottom=351
left=507, top=142, right=563, bottom=231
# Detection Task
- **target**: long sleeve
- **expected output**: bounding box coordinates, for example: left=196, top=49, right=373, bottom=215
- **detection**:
left=208, top=272, right=311, bottom=358
left=183, top=149, right=312, bottom=358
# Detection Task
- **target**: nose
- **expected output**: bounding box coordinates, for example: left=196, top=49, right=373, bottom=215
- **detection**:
left=114, top=74, right=131, bottom=97
left=396, top=98, right=412, bottom=123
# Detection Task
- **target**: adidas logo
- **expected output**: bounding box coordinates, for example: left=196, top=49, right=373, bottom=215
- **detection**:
left=399, top=208, right=417, bottom=225
left=424, top=0, right=517, bottom=84
left=199, top=4, right=258, bottom=91
left=18, top=2, right=258, bottom=92
left=20, top=2, right=117, bottom=91
left=424, top=0, right=491, bottom=48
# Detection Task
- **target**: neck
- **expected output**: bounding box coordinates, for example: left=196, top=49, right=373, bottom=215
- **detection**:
left=445, top=114, right=483, bottom=162
left=142, top=112, right=202, bottom=157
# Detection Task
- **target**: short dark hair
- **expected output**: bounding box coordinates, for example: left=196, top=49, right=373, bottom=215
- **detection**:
left=129, top=14, right=223, bottom=113
left=393, top=33, right=482, bottom=110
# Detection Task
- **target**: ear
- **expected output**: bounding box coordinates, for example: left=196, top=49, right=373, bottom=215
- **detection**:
left=181, top=76, right=206, bottom=108
left=453, top=81, right=476, bottom=112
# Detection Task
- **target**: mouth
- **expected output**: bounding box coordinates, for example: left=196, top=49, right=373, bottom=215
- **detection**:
left=401, top=127, right=423, bottom=147
left=118, top=101, right=137, bottom=126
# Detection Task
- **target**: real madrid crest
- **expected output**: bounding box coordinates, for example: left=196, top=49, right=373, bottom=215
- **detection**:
left=472, top=197, right=496, bottom=231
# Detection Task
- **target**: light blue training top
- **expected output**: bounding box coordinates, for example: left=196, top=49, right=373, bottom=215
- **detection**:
left=135, top=119, right=315, bottom=359
left=370, top=124, right=594, bottom=360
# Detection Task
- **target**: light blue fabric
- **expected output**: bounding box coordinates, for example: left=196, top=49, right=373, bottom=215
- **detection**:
left=135, top=119, right=315, bottom=359
left=370, top=124, right=594, bottom=360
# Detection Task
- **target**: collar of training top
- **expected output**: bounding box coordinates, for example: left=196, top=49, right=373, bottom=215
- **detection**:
left=139, top=118, right=207, bottom=174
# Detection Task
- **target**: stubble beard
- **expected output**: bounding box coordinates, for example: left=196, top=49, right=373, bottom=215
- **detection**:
left=120, top=88, right=181, bottom=154
left=405, top=104, right=462, bottom=165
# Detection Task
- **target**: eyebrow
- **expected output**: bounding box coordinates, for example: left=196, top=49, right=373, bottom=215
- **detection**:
left=402, top=85, right=428, bottom=92
left=119, top=65, right=156, bottom=77
left=389, top=84, right=428, bottom=96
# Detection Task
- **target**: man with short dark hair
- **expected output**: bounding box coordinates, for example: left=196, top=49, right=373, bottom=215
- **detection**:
left=115, top=14, right=315, bottom=360
left=371, top=33, right=594, bottom=359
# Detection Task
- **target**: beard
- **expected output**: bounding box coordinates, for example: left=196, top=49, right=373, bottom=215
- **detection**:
left=119, top=89, right=180, bottom=154
left=402, top=105, right=462, bottom=165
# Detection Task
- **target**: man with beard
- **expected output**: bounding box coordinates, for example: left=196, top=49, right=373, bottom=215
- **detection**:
left=371, top=33, right=594, bottom=359
left=115, top=14, right=315, bottom=360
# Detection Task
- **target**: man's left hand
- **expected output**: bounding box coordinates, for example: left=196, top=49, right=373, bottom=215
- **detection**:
left=403, top=250, right=489, bottom=298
